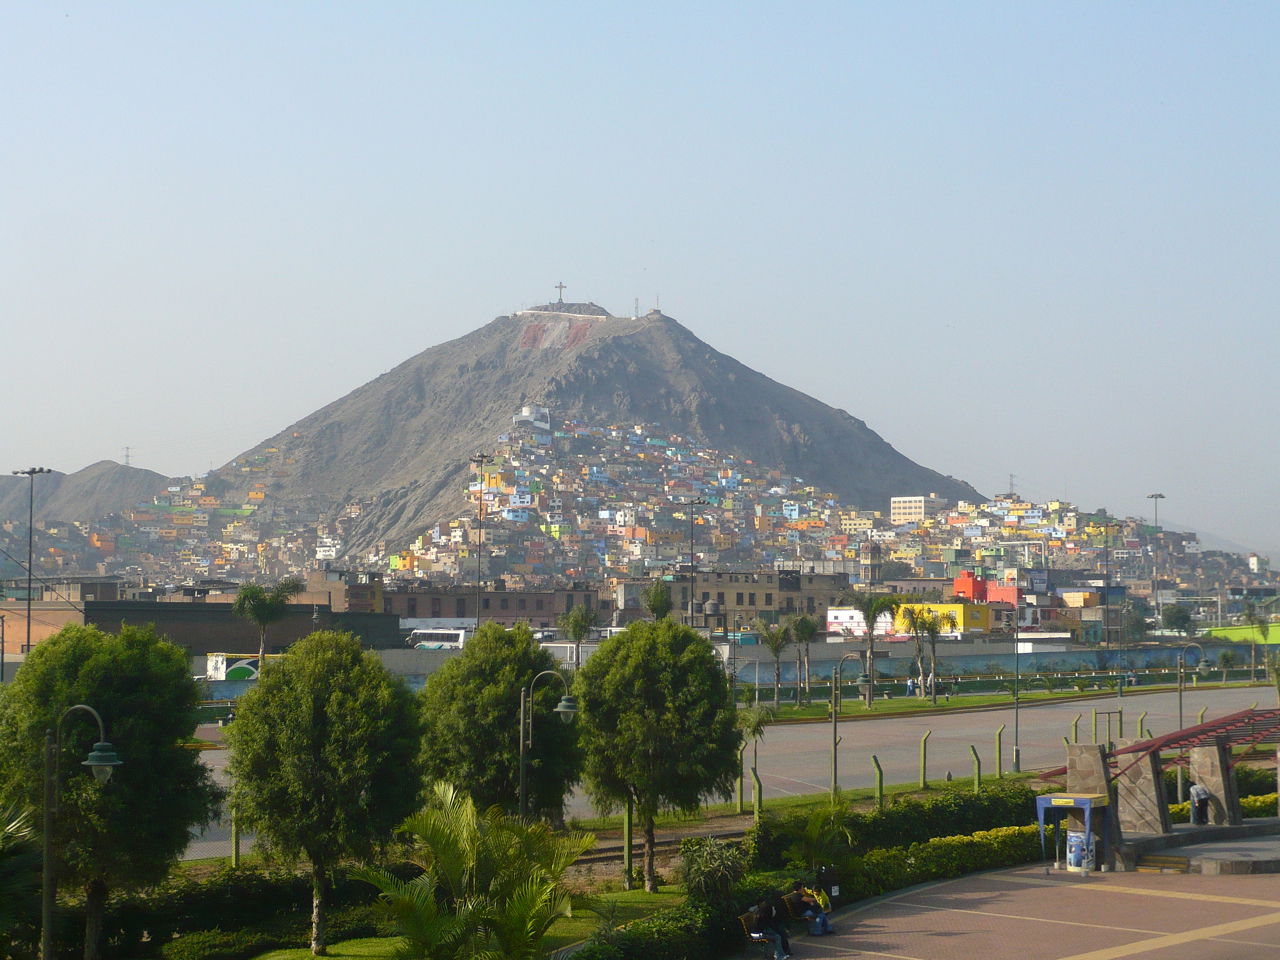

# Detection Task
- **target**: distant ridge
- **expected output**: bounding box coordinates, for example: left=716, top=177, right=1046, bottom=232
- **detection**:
left=214, top=302, right=984, bottom=554
left=0, top=461, right=171, bottom=521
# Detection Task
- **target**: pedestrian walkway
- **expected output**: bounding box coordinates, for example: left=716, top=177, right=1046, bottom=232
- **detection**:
left=741, top=864, right=1280, bottom=959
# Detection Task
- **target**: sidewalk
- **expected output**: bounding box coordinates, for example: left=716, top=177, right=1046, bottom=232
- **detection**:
left=741, top=863, right=1280, bottom=959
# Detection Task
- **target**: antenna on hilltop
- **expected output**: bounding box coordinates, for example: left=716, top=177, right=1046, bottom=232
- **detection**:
left=634, top=297, right=639, bottom=319
left=1008, top=473, right=1016, bottom=497
left=123, top=446, right=131, bottom=467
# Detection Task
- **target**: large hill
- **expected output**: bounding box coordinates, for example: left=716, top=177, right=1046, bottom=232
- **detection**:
left=0, top=461, right=171, bottom=521
left=217, top=303, right=983, bottom=554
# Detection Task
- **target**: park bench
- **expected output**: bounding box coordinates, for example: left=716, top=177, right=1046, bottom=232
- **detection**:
left=738, top=912, right=774, bottom=955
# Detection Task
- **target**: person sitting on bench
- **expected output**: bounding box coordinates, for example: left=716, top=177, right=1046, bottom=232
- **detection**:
left=792, top=880, right=833, bottom=935
left=752, top=895, right=791, bottom=959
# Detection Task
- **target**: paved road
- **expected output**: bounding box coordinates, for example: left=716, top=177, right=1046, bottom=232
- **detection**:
left=184, top=685, right=1273, bottom=858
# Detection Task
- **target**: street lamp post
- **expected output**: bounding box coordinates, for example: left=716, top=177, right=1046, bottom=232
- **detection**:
left=470, top=454, right=493, bottom=635
left=830, top=652, right=862, bottom=799
left=41, top=703, right=123, bottom=960
left=686, top=498, right=710, bottom=626
left=1, top=613, right=6, bottom=686
left=1012, top=592, right=1021, bottom=773
left=12, top=467, right=51, bottom=654
left=517, top=670, right=577, bottom=817
left=1175, top=641, right=1207, bottom=803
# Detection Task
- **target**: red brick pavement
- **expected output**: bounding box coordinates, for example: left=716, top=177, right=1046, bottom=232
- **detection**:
left=751, top=865, right=1280, bottom=960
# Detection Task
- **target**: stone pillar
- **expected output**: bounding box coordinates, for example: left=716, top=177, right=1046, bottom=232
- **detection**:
left=1114, top=744, right=1171, bottom=836
left=1066, top=743, right=1122, bottom=869
left=1188, top=737, right=1242, bottom=826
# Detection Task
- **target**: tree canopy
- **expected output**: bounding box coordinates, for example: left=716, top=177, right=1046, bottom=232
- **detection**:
left=226, top=630, right=421, bottom=955
left=0, top=624, right=221, bottom=960
left=574, top=619, right=738, bottom=890
left=419, top=623, right=581, bottom=821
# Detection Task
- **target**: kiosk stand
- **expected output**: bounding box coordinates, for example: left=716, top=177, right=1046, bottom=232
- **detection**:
left=1036, top=793, right=1111, bottom=875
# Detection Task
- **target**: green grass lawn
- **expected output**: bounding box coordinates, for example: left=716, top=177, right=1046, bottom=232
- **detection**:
left=249, top=887, right=684, bottom=960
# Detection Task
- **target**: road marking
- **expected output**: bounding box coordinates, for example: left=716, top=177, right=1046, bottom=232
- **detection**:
left=883, top=898, right=1164, bottom=935
left=991, top=874, right=1280, bottom=909
left=1055, top=910, right=1280, bottom=959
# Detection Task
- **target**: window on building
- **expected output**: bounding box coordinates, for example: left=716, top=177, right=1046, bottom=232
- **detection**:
left=518, top=598, right=526, bottom=610
left=536, top=598, right=544, bottom=610
left=716, top=592, right=725, bottom=604
left=765, top=593, right=773, bottom=606
left=702, top=591, right=710, bottom=602
left=736, top=592, right=744, bottom=605
left=456, top=598, right=466, bottom=618
left=500, top=597, right=509, bottom=610
left=749, top=593, right=756, bottom=606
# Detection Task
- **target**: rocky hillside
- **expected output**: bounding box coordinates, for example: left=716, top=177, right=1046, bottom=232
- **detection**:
left=216, top=303, right=982, bottom=553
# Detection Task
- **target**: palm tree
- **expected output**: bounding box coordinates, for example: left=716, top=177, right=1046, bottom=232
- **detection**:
left=640, top=579, right=673, bottom=620
left=737, top=705, right=773, bottom=816
left=231, top=576, right=304, bottom=667
left=786, top=613, right=818, bottom=705
left=558, top=604, right=597, bottom=670
left=848, top=593, right=901, bottom=709
left=0, top=805, right=40, bottom=956
left=900, top=606, right=930, bottom=696
left=754, top=618, right=793, bottom=708
left=357, top=781, right=593, bottom=960
left=923, top=609, right=958, bottom=705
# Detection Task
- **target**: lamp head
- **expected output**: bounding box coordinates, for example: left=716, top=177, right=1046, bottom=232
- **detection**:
left=83, top=741, right=123, bottom=783
left=554, top=694, right=578, bottom=724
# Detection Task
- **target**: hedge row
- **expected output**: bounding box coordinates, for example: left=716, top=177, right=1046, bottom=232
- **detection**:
left=1161, top=765, right=1276, bottom=800
left=745, top=782, right=1037, bottom=870
left=573, top=826, right=1042, bottom=960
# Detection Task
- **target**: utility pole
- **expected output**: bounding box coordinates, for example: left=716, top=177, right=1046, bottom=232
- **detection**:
left=11, top=467, right=51, bottom=653
left=1147, top=493, right=1166, bottom=625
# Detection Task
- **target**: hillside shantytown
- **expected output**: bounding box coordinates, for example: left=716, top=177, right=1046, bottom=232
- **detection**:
left=1, top=300, right=1275, bottom=667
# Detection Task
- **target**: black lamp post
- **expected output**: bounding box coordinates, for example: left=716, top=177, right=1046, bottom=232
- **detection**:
left=517, top=670, right=577, bottom=817
left=12, top=467, right=51, bottom=654
left=42, top=703, right=122, bottom=960
left=830, top=652, right=862, bottom=799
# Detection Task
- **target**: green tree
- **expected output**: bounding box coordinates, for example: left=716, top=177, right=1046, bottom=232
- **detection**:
left=558, top=603, right=597, bottom=671
left=419, top=623, right=581, bottom=821
left=226, top=630, right=421, bottom=956
left=640, top=579, right=673, bottom=620
left=847, top=593, right=902, bottom=709
left=786, top=613, right=818, bottom=705
left=231, top=576, right=304, bottom=666
left=1162, top=605, right=1196, bottom=638
left=0, top=624, right=221, bottom=960
left=1123, top=601, right=1151, bottom=642
left=357, top=782, right=593, bottom=960
left=574, top=620, right=739, bottom=891
left=753, top=618, right=793, bottom=708
left=0, top=805, right=40, bottom=959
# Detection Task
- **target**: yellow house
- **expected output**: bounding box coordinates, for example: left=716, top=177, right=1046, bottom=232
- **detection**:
left=894, top=602, right=990, bottom=634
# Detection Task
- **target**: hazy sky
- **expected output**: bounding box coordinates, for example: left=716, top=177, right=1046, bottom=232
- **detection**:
left=4, top=3, right=1277, bottom=556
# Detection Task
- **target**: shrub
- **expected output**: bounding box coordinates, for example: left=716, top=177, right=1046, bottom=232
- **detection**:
left=1168, top=793, right=1277, bottom=823
left=744, top=782, right=1036, bottom=872
left=679, top=837, right=748, bottom=909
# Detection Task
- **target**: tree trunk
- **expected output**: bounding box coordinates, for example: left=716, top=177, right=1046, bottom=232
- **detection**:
left=803, top=642, right=811, bottom=703
left=865, top=638, right=875, bottom=709
left=643, top=816, right=657, bottom=892
left=83, top=877, right=108, bottom=960
left=796, top=644, right=803, bottom=706
left=915, top=639, right=925, bottom=697
left=258, top=626, right=267, bottom=670
left=930, top=639, right=939, bottom=706
left=774, top=659, right=781, bottom=708
left=311, top=862, right=328, bottom=956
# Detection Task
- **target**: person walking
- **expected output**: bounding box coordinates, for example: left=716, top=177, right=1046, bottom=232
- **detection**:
left=1189, top=781, right=1211, bottom=825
